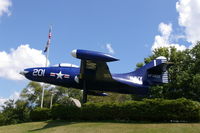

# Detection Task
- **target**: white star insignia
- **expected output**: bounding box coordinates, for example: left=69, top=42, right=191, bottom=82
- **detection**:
left=56, top=71, right=64, bottom=79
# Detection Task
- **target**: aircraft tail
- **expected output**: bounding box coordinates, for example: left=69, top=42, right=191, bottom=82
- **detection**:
left=133, top=56, right=172, bottom=86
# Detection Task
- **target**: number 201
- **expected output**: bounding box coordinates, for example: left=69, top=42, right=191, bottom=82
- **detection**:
left=33, top=69, right=45, bottom=77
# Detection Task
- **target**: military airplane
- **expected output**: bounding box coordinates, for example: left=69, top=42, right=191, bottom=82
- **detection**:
left=20, top=49, right=171, bottom=103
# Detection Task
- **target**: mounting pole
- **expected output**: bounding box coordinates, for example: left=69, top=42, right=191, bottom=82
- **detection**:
left=82, top=80, right=87, bottom=103
left=80, top=60, right=88, bottom=103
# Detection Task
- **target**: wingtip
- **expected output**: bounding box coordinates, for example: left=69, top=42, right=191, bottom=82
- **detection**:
left=71, top=49, right=77, bottom=58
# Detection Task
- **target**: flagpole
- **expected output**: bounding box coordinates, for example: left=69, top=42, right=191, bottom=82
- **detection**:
left=41, top=25, right=52, bottom=108
left=45, top=48, right=49, bottom=67
left=45, top=26, right=51, bottom=67
left=45, top=25, right=52, bottom=68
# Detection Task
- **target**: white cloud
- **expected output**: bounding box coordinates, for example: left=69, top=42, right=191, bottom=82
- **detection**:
left=152, top=23, right=172, bottom=50
left=105, top=43, right=115, bottom=54
left=159, top=22, right=172, bottom=37
left=176, top=0, right=200, bottom=44
left=151, top=0, right=200, bottom=51
left=0, top=0, right=12, bottom=17
left=151, top=22, right=186, bottom=51
left=0, top=44, right=48, bottom=80
left=0, top=91, right=20, bottom=110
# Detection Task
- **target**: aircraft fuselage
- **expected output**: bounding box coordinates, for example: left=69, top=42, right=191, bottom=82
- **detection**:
left=22, top=66, right=149, bottom=95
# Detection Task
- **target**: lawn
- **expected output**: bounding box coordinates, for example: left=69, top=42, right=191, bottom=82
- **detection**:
left=0, top=121, right=200, bottom=133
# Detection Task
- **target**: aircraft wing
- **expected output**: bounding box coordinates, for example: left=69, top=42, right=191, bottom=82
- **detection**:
left=79, top=60, right=112, bottom=81
left=71, top=49, right=119, bottom=82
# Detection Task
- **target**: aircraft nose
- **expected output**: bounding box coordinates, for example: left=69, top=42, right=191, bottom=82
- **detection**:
left=19, top=70, right=29, bottom=76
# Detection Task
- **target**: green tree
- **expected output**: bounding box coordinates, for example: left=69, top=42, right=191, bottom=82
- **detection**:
left=20, top=81, right=43, bottom=106
left=135, top=62, right=144, bottom=70
left=140, top=42, right=200, bottom=101
left=0, top=99, right=18, bottom=125
left=14, top=100, right=30, bottom=122
left=88, top=92, right=132, bottom=103
left=0, top=99, right=31, bottom=125
left=51, top=86, right=82, bottom=105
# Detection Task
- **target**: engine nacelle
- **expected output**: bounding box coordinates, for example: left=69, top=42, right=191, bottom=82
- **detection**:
left=71, top=49, right=119, bottom=62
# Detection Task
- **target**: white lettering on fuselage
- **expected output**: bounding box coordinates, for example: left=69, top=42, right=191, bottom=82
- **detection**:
left=115, top=76, right=143, bottom=85
left=129, top=76, right=143, bottom=84
left=33, top=69, right=45, bottom=77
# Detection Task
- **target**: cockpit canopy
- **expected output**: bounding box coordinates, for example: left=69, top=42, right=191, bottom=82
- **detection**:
left=52, top=63, right=79, bottom=68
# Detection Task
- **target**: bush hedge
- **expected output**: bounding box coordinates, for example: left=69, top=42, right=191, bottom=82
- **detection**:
left=30, top=107, right=51, bottom=121
left=79, top=98, right=200, bottom=122
left=32, top=98, right=200, bottom=122
left=51, top=104, right=80, bottom=120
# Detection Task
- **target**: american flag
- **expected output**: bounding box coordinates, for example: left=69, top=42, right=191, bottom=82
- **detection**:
left=48, top=28, right=52, bottom=39
left=44, top=26, right=52, bottom=53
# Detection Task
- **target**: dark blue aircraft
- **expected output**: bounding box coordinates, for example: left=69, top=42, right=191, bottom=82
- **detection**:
left=20, top=49, right=171, bottom=103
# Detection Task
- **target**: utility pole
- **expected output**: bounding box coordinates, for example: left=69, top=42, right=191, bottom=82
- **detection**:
left=50, top=87, right=57, bottom=109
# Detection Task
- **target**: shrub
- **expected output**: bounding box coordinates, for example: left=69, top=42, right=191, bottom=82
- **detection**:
left=0, top=113, right=5, bottom=126
left=49, top=98, right=200, bottom=122
left=30, top=107, right=51, bottom=121
left=51, top=104, right=80, bottom=120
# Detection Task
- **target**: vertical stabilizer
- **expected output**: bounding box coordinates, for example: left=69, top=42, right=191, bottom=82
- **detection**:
left=133, top=56, right=171, bottom=86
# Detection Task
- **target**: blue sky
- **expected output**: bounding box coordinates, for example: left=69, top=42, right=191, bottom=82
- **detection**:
left=0, top=0, right=199, bottom=102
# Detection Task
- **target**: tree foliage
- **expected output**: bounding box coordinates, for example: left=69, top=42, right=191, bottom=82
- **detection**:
left=0, top=99, right=30, bottom=125
left=143, top=42, right=200, bottom=101
left=20, top=82, right=43, bottom=106
left=88, top=93, right=132, bottom=103
left=20, top=82, right=82, bottom=108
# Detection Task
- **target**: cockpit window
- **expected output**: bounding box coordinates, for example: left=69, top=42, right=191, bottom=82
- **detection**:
left=52, top=63, right=79, bottom=68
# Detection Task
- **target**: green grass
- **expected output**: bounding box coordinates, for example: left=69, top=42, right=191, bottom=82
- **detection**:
left=0, top=121, right=200, bottom=133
